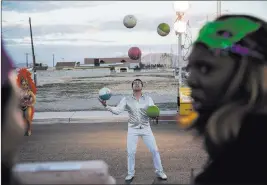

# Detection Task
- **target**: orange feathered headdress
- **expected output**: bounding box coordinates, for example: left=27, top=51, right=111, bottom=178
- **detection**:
left=17, top=68, right=37, bottom=95
left=177, top=111, right=198, bottom=128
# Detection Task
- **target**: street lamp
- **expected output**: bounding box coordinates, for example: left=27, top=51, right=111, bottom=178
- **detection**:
left=173, top=1, right=189, bottom=13
left=173, top=1, right=189, bottom=86
left=174, top=21, right=187, bottom=34
left=173, top=1, right=189, bottom=110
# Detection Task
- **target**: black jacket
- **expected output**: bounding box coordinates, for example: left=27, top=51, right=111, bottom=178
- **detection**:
left=194, top=113, right=267, bottom=184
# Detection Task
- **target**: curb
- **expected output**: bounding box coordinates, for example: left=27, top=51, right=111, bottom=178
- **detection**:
left=33, top=118, right=177, bottom=125
left=33, top=118, right=70, bottom=125
left=32, top=111, right=178, bottom=125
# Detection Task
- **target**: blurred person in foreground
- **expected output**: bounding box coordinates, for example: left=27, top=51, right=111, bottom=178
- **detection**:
left=1, top=46, right=115, bottom=185
left=99, top=79, right=167, bottom=182
left=185, top=14, right=267, bottom=184
left=188, top=15, right=267, bottom=184
left=2, top=44, right=25, bottom=184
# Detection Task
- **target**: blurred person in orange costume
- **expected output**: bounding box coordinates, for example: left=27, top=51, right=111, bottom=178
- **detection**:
left=17, top=68, right=36, bottom=136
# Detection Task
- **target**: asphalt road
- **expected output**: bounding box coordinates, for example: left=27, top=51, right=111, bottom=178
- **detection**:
left=16, top=122, right=207, bottom=184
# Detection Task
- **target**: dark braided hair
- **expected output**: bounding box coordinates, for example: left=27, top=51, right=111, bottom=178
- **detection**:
left=1, top=43, right=14, bottom=128
left=1, top=43, right=24, bottom=185
left=190, top=14, right=267, bottom=184
left=191, top=14, right=267, bottom=144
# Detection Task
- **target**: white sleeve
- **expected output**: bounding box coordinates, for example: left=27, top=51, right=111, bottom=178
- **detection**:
left=148, top=96, right=155, bottom=106
left=106, top=97, right=126, bottom=115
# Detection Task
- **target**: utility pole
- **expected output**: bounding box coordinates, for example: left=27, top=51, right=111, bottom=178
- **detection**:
left=29, top=17, right=37, bottom=86
left=52, top=54, right=55, bottom=67
left=25, top=53, right=29, bottom=68
left=217, top=0, right=221, bottom=17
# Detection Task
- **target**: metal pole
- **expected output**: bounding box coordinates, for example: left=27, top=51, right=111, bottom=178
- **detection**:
left=29, top=17, right=37, bottom=86
left=53, top=54, right=55, bottom=67
left=217, top=0, right=221, bottom=17
left=26, top=53, right=29, bottom=68
left=176, top=32, right=183, bottom=111
left=149, top=48, right=152, bottom=70
left=176, top=34, right=179, bottom=111
left=219, top=1, right=222, bottom=16
left=178, top=33, right=182, bottom=87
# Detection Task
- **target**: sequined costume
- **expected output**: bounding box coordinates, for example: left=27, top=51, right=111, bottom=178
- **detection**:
left=17, top=68, right=36, bottom=136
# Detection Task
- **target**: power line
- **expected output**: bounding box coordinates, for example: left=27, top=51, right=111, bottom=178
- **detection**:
left=2, top=19, right=26, bottom=23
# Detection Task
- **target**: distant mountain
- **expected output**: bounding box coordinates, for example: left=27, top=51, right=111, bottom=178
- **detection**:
left=14, top=63, right=28, bottom=68
left=141, top=53, right=188, bottom=68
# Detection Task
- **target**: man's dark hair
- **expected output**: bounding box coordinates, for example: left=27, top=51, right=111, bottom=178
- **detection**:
left=132, top=79, right=143, bottom=87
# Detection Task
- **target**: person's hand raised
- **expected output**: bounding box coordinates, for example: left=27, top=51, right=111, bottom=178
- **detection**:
left=98, top=98, right=107, bottom=107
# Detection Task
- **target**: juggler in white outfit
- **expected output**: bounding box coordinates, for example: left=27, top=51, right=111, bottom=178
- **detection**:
left=106, top=94, right=164, bottom=176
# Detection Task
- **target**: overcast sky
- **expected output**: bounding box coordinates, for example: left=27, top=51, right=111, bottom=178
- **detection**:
left=2, top=1, right=267, bottom=66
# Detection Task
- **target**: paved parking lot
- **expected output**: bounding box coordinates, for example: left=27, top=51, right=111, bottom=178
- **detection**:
left=17, top=122, right=207, bottom=184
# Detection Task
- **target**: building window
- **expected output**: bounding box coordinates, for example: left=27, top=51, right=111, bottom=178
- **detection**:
left=94, top=59, right=100, bottom=66
left=120, top=68, right=127, bottom=72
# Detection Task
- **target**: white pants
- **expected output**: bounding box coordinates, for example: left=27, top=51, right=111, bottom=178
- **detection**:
left=127, top=126, right=164, bottom=176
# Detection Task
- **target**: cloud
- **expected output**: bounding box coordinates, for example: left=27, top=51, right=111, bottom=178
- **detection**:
left=1, top=1, right=211, bottom=47
left=2, top=10, right=180, bottom=46
left=3, top=1, right=267, bottom=64
left=4, top=33, right=116, bottom=46
left=2, top=15, right=175, bottom=40
left=2, top=13, right=201, bottom=47
left=98, top=15, right=175, bottom=31
left=2, top=24, right=99, bottom=38
left=2, top=1, right=175, bottom=27
left=2, top=13, right=202, bottom=38
left=2, top=1, right=117, bottom=13
left=2, top=29, right=198, bottom=48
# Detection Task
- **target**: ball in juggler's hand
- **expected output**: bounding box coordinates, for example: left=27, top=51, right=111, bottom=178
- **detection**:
left=99, top=87, right=112, bottom=101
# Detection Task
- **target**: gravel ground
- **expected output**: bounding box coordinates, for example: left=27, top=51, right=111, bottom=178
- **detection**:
left=35, top=71, right=178, bottom=112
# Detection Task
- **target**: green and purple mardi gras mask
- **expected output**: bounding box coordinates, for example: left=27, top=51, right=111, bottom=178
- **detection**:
left=195, top=17, right=261, bottom=49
